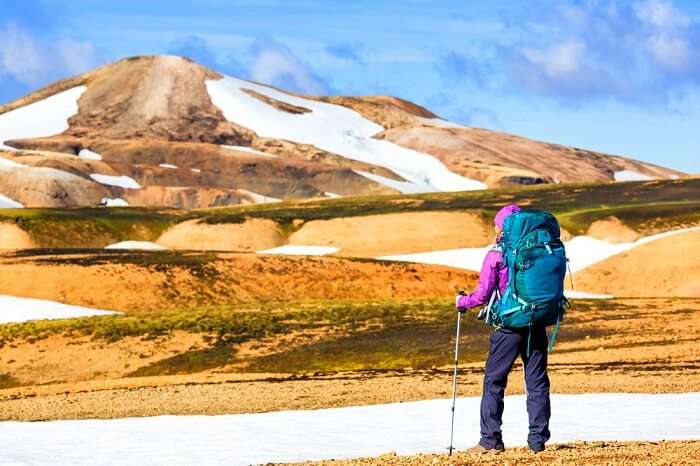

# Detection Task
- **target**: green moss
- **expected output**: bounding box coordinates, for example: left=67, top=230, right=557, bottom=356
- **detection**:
left=0, top=207, right=180, bottom=248
left=0, top=297, right=639, bottom=376
left=0, top=373, right=21, bottom=389
left=128, top=345, right=235, bottom=377
left=244, top=321, right=488, bottom=373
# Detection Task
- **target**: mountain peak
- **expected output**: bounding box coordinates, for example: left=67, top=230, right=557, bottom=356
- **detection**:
left=0, top=56, right=685, bottom=208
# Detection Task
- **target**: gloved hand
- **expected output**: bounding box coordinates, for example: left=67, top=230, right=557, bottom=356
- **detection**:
left=455, top=291, right=467, bottom=313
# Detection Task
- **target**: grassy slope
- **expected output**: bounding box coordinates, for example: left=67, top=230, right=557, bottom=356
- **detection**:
left=1, top=178, right=698, bottom=247
left=0, top=298, right=647, bottom=377
left=0, top=299, right=486, bottom=374
left=0, top=208, right=179, bottom=248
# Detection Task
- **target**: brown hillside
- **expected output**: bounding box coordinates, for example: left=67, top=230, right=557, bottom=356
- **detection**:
left=0, top=251, right=476, bottom=312
left=157, top=219, right=285, bottom=251
left=378, top=125, right=683, bottom=186
left=573, top=230, right=700, bottom=297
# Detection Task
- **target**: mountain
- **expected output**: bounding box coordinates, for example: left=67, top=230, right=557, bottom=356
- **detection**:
left=0, top=55, right=684, bottom=208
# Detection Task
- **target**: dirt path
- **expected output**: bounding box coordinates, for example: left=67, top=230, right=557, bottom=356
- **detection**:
left=287, top=441, right=700, bottom=465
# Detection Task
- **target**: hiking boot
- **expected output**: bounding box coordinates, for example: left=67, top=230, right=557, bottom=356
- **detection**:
left=466, top=443, right=504, bottom=455
left=528, top=442, right=545, bottom=453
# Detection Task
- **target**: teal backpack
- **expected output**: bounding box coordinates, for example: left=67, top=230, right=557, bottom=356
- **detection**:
left=486, top=209, right=569, bottom=354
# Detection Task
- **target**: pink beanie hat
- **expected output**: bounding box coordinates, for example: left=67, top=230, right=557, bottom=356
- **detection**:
left=494, top=204, right=522, bottom=228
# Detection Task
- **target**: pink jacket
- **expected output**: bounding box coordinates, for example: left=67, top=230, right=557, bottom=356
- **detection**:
left=457, top=246, right=509, bottom=309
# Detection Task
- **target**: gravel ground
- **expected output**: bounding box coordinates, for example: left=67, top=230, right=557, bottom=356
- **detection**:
left=286, top=441, right=700, bottom=465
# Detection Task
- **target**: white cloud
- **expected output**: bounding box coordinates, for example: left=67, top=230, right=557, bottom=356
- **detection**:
left=521, top=40, right=586, bottom=77
left=477, top=0, right=700, bottom=104
left=647, top=34, right=691, bottom=71
left=633, top=1, right=694, bottom=73
left=248, top=39, right=330, bottom=95
left=0, top=23, right=46, bottom=86
left=56, top=39, right=102, bottom=76
left=0, top=22, right=104, bottom=93
left=634, top=0, right=690, bottom=29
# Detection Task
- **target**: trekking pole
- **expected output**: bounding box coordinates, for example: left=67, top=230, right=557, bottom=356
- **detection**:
left=447, top=307, right=463, bottom=456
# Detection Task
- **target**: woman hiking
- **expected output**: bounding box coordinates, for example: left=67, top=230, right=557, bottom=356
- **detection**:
left=455, top=203, right=553, bottom=454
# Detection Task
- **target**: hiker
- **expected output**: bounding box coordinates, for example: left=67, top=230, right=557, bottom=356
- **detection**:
left=456, top=204, right=566, bottom=454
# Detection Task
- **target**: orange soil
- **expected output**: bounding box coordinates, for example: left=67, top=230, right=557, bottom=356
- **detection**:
left=0, top=332, right=208, bottom=386
left=0, top=251, right=476, bottom=312
left=157, top=218, right=285, bottom=251
left=0, top=224, right=34, bottom=250
left=290, top=212, right=492, bottom=256
left=585, top=216, right=640, bottom=243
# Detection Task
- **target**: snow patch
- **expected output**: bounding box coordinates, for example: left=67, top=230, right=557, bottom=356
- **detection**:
left=159, top=163, right=178, bottom=169
left=0, top=155, right=24, bottom=169
left=257, top=245, right=339, bottom=256
left=565, top=227, right=700, bottom=272
left=0, top=294, right=118, bottom=324
left=78, top=149, right=102, bottom=161
left=239, top=189, right=281, bottom=204
left=353, top=170, right=427, bottom=193
left=379, top=227, right=700, bottom=274
left=90, top=174, right=141, bottom=189
left=105, top=241, right=167, bottom=251
left=614, top=170, right=653, bottom=182
left=0, top=393, right=697, bottom=465
left=324, top=192, right=342, bottom=198
left=379, top=246, right=492, bottom=271
left=222, top=145, right=278, bottom=157
left=0, top=193, right=23, bottom=208
left=191, top=168, right=201, bottom=173
left=101, top=198, right=129, bottom=207
left=206, top=76, right=486, bottom=193
left=0, top=86, right=86, bottom=151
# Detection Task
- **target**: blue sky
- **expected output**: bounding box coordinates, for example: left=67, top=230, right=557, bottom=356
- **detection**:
left=1, top=0, right=698, bottom=172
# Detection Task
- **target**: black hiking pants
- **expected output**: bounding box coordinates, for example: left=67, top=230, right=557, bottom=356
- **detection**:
left=479, top=326, right=551, bottom=450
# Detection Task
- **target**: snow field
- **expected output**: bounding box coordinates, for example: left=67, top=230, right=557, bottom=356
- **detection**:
left=0, top=86, right=86, bottom=152
left=0, top=193, right=23, bottom=208
left=101, top=198, right=129, bottom=207
left=0, top=393, right=697, bottom=465
left=206, top=76, right=486, bottom=193
left=564, top=226, right=700, bottom=272
left=239, top=189, right=281, bottom=204
left=0, top=295, right=118, bottom=324
left=90, top=174, right=141, bottom=189
left=614, top=170, right=653, bottom=182
left=0, top=86, right=88, bottom=181
left=78, top=149, right=102, bottom=161
left=104, top=241, right=167, bottom=251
